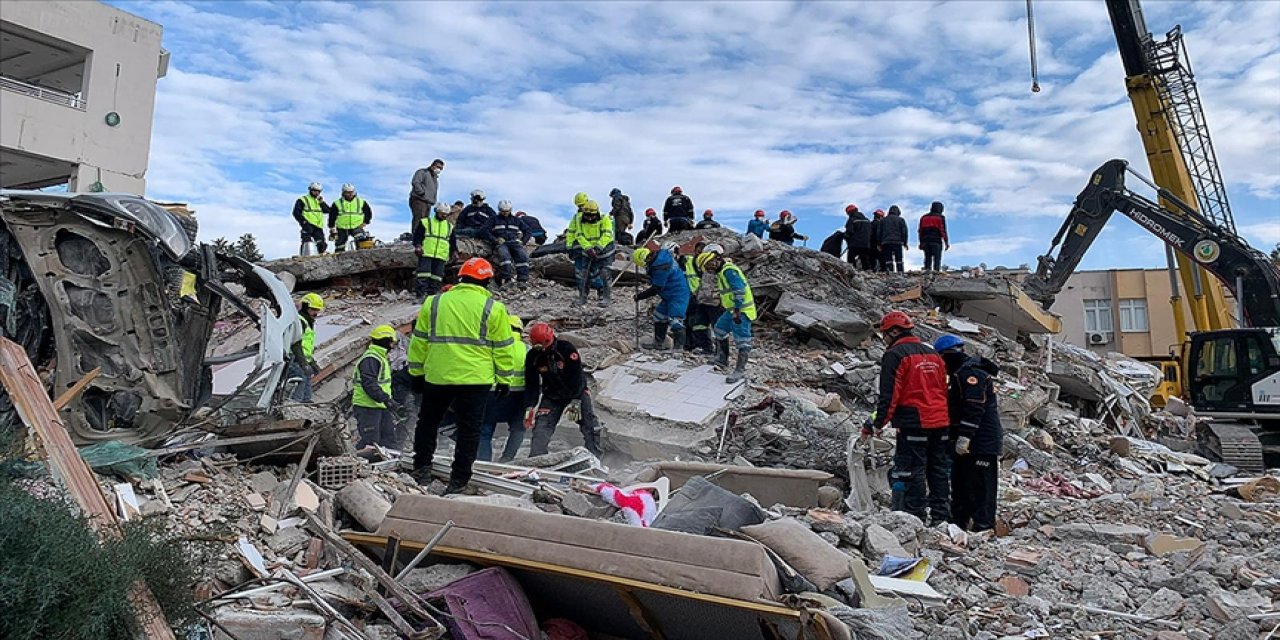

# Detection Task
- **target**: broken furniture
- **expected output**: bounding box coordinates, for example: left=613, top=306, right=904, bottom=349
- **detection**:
left=635, top=461, right=834, bottom=509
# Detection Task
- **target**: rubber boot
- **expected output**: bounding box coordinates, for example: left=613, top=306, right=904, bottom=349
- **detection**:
left=576, top=279, right=589, bottom=306
left=598, top=278, right=612, bottom=307
left=670, top=327, right=686, bottom=351
left=714, top=339, right=730, bottom=367
left=726, top=349, right=749, bottom=383
left=646, top=323, right=669, bottom=349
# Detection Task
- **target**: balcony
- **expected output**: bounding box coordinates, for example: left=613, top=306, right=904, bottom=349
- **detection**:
left=0, top=74, right=85, bottom=110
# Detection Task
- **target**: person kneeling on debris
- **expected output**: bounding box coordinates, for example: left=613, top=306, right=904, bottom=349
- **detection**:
left=289, top=293, right=324, bottom=402
left=486, top=200, right=532, bottom=289
left=479, top=315, right=529, bottom=462
left=523, top=322, right=604, bottom=457
left=698, top=248, right=755, bottom=383
left=407, top=258, right=517, bottom=494
left=413, top=202, right=454, bottom=298
left=352, top=324, right=403, bottom=450
left=865, top=311, right=951, bottom=525
left=566, top=200, right=615, bottom=307
left=935, top=334, right=1004, bottom=532
left=633, top=243, right=691, bottom=351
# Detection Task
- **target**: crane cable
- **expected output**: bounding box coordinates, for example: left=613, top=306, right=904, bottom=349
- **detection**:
left=1027, top=0, right=1041, bottom=92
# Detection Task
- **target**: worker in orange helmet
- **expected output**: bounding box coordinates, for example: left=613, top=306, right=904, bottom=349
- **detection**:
left=522, top=322, right=604, bottom=456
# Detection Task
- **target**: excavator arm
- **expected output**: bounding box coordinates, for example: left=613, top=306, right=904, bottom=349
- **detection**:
left=1024, top=159, right=1280, bottom=328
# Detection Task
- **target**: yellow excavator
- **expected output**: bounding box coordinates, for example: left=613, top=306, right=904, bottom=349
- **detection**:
left=1022, top=0, right=1280, bottom=471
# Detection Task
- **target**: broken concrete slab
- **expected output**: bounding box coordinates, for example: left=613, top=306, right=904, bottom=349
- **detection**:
left=212, top=608, right=327, bottom=640
left=594, top=355, right=738, bottom=426
left=862, top=524, right=909, bottom=561
left=634, top=461, right=833, bottom=509
left=261, top=244, right=417, bottom=285
left=1053, top=522, right=1150, bottom=545
left=926, top=277, right=1062, bottom=336
left=335, top=480, right=392, bottom=531
left=772, top=292, right=873, bottom=348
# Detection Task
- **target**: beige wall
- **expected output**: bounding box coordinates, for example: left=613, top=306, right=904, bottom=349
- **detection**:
left=0, top=1, right=164, bottom=194
left=1055, top=268, right=1198, bottom=358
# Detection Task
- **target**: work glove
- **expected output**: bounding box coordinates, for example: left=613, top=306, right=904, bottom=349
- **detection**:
left=523, top=407, right=536, bottom=429
left=328, top=229, right=337, bottom=241
left=586, top=248, right=598, bottom=260
left=859, top=415, right=879, bottom=440
left=494, top=383, right=510, bottom=399
left=414, top=246, right=423, bottom=257
left=386, top=398, right=403, bottom=414
left=410, top=376, right=427, bottom=395
left=955, top=436, right=971, bottom=456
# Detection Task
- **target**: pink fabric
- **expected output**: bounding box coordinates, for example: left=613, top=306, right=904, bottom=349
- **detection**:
left=542, top=618, right=589, bottom=640
left=595, top=482, right=657, bottom=527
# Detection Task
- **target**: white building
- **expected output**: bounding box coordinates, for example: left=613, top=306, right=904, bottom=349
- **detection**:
left=0, top=1, right=167, bottom=194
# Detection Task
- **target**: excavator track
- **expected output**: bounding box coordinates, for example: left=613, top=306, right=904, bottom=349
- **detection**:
left=1197, top=422, right=1265, bottom=473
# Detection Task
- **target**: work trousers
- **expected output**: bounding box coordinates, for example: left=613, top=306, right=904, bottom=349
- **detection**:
left=334, top=227, right=361, bottom=252
left=415, top=256, right=447, bottom=298
left=667, top=218, right=694, bottom=232
left=889, top=426, right=952, bottom=524
left=712, top=311, right=753, bottom=351
left=880, top=244, right=904, bottom=272
left=286, top=359, right=313, bottom=403
left=922, top=242, right=944, bottom=271
left=390, top=366, right=418, bottom=446
left=353, top=406, right=396, bottom=449
left=571, top=251, right=612, bottom=294
left=478, top=391, right=527, bottom=462
left=685, top=302, right=716, bottom=352
left=414, top=383, right=490, bottom=488
left=299, top=223, right=327, bottom=254
left=848, top=248, right=877, bottom=271
left=408, top=197, right=431, bottom=234
left=951, top=453, right=998, bottom=532
left=495, top=240, right=530, bottom=283
left=529, top=392, right=602, bottom=457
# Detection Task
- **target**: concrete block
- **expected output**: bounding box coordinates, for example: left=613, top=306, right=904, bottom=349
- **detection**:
left=212, top=607, right=327, bottom=640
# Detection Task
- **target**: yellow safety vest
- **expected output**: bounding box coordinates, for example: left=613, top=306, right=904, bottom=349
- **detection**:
left=406, top=283, right=517, bottom=385
left=298, top=194, right=325, bottom=228
left=333, top=196, right=366, bottom=230
left=351, top=344, right=391, bottom=409
left=420, top=216, right=452, bottom=260
left=497, top=340, right=528, bottom=391
left=566, top=213, right=614, bottom=250
left=681, top=255, right=701, bottom=292
left=300, top=316, right=316, bottom=360
left=717, top=261, right=757, bottom=320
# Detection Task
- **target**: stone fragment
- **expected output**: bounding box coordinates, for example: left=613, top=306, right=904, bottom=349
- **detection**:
left=997, top=575, right=1030, bottom=597
left=1144, top=533, right=1204, bottom=557
left=1054, top=522, right=1149, bottom=545
left=212, top=608, right=327, bottom=640
left=244, top=493, right=267, bottom=511
left=816, top=485, right=843, bottom=509
left=1212, top=619, right=1259, bottom=640
left=862, top=524, right=908, bottom=561
left=400, top=563, right=478, bottom=594
left=266, top=526, right=311, bottom=556
left=1135, top=587, right=1185, bottom=619
left=247, top=471, right=279, bottom=494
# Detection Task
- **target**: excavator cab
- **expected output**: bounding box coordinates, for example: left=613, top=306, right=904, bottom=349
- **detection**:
left=1135, top=354, right=1182, bottom=408
left=1186, top=328, right=1280, bottom=414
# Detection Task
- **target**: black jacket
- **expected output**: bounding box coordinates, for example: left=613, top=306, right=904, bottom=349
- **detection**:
left=521, top=215, right=546, bottom=239
left=844, top=211, right=872, bottom=249
left=662, top=194, right=694, bottom=222
left=946, top=355, right=1004, bottom=456
left=524, top=339, right=587, bottom=405
left=611, top=194, right=633, bottom=229
left=695, top=219, right=721, bottom=229
left=878, top=211, right=908, bottom=246
left=820, top=231, right=845, bottom=257
left=458, top=203, right=496, bottom=230
left=292, top=198, right=330, bottom=228
left=637, top=217, right=664, bottom=243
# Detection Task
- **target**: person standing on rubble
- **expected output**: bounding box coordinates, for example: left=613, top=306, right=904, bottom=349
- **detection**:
left=819, top=229, right=846, bottom=258
left=487, top=200, right=533, bottom=289
left=523, top=322, right=604, bottom=456
left=768, top=211, right=807, bottom=246
left=680, top=241, right=717, bottom=353
left=844, top=204, right=874, bottom=270
left=934, top=334, right=1003, bottom=532
left=409, top=159, right=444, bottom=233
left=633, top=244, right=691, bottom=350
left=878, top=205, right=908, bottom=272
left=697, top=249, right=755, bottom=383
left=566, top=200, right=615, bottom=306
left=864, top=311, right=951, bottom=524
left=456, top=190, right=496, bottom=239
left=609, top=188, right=634, bottom=245
left=293, top=182, right=330, bottom=255
left=696, top=209, right=721, bottom=229
left=351, top=325, right=402, bottom=450
left=663, top=186, right=695, bottom=232
left=746, top=210, right=769, bottom=239
left=329, top=184, right=373, bottom=253
left=407, top=258, right=517, bottom=494
left=869, top=208, right=887, bottom=270
left=478, top=315, right=529, bottom=462
left=289, top=293, right=324, bottom=402
left=636, top=208, right=664, bottom=245
left=413, top=202, right=454, bottom=298
left=516, top=210, right=547, bottom=245
left=918, top=201, right=950, bottom=272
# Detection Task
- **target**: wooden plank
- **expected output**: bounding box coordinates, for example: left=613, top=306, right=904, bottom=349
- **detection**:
left=0, top=338, right=177, bottom=640
left=144, top=429, right=318, bottom=458
left=52, top=366, right=100, bottom=411
left=272, top=434, right=318, bottom=518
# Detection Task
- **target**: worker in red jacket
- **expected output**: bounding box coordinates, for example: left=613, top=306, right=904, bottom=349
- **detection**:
left=864, top=310, right=951, bottom=524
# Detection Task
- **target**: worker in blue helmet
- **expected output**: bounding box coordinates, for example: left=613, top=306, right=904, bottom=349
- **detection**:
left=934, top=334, right=1004, bottom=532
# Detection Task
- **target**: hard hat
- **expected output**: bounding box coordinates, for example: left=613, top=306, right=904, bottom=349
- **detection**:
left=632, top=247, right=651, bottom=266
left=695, top=252, right=720, bottom=271
left=610, top=188, right=622, bottom=197
left=780, top=210, right=793, bottom=220
left=702, top=242, right=725, bottom=255
left=703, top=209, right=714, bottom=217
left=342, top=183, right=355, bottom=193
left=458, top=257, right=495, bottom=280
left=308, top=182, right=323, bottom=192
left=574, top=192, right=589, bottom=207
left=583, top=200, right=601, bottom=214
left=660, top=240, right=679, bottom=254
left=509, top=315, right=524, bottom=332
left=300, top=292, right=325, bottom=311
left=873, top=208, right=886, bottom=218
left=754, top=209, right=765, bottom=218
left=434, top=202, right=451, bottom=214
left=370, top=324, right=399, bottom=342
left=878, top=311, right=915, bottom=332
left=644, top=208, right=656, bottom=217
left=845, top=204, right=858, bottom=214
left=498, top=200, right=513, bottom=212
left=671, top=186, right=682, bottom=195
left=471, top=189, right=486, bottom=200
left=528, top=322, right=555, bottom=348
left=933, top=334, right=966, bottom=352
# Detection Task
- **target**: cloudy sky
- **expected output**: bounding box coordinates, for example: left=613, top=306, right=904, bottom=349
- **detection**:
left=114, top=0, right=1279, bottom=268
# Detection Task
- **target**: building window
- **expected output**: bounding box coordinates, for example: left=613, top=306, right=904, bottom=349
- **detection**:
left=1118, top=299, right=1148, bottom=333
left=1084, top=299, right=1112, bottom=333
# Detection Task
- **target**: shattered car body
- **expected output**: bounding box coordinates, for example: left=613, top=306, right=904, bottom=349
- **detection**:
left=0, top=190, right=299, bottom=444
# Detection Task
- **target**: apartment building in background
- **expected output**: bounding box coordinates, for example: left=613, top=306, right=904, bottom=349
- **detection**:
left=1, top=1, right=166, bottom=195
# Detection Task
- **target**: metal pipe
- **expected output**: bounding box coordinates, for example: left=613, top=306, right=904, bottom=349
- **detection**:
left=1166, top=246, right=1188, bottom=342
left=1236, top=272, right=1247, bottom=327
left=1026, top=0, right=1041, bottom=92
left=394, top=520, right=456, bottom=581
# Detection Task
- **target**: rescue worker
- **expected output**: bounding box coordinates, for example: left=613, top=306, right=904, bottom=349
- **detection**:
left=697, top=250, right=755, bottom=383
left=870, top=208, right=887, bottom=270
left=407, top=257, right=517, bottom=493
left=633, top=244, right=691, bottom=350
left=352, top=325, right=402, bottom=449
left=879, top=205, right=909, bottom=272
left=863, top=311, right=951, bottom=524
left=679, top=242, right=715, bottom=353
left=409, top=158, right=444, bottom=233
left=293, top=182, right=329, bottom=255
left=918, top=201, right=950, bottom=271
left=609, top=188, right=634, bottom=243
left=566, top=200, right=615, bottom=306
left=573, top=191, right=590, bottom=215
left=663, top=186, right=695, bottom=232
left=289, top=293, right=324, bottom=402
left=329, top=183, right=373, bottom=252
left=695, top=209, right=721, bottom=229
left=517, top=211, right=547, bottom=245
left=412, top=202, right=453, bottom=298
left=523, top=322, right=603, bottom=456
left=486, top=200, right=532, bottom=288
left=636, top=208, right=664, bottom=245
left=456, top=189, right=496, bottom=238
left=935, top=335, right=1003, bottom=532
left=478, top=316, right=529, bottom=462
left=819, top=229, right=846, bottom=258
left=844, top=204, right=875, bottom=270
left=768, top=210, right=807, bottom=245
left=746, top=210, right=769, bottom=239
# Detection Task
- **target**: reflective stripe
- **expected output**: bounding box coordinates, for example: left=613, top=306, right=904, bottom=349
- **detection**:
left=352, top=346, right=392, bottom=409
left=333, top=197, right=366, bottom=229
left=413, top=329, right=429, bottom=339
left=299, top=195, right=325, bottom=227
left=426, top=294, right=511, bottom=348
left=420, top=216, right=452, bottom=259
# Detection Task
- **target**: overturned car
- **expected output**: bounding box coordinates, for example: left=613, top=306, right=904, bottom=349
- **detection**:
left=0, top=191, right=299, bottom=445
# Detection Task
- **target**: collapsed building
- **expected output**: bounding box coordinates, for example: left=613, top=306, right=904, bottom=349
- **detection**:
left=2, top=218, right=1277, bottom=639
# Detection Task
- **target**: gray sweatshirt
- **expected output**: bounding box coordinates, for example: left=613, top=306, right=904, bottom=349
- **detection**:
left=410, top=168, right=440, bottom=204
